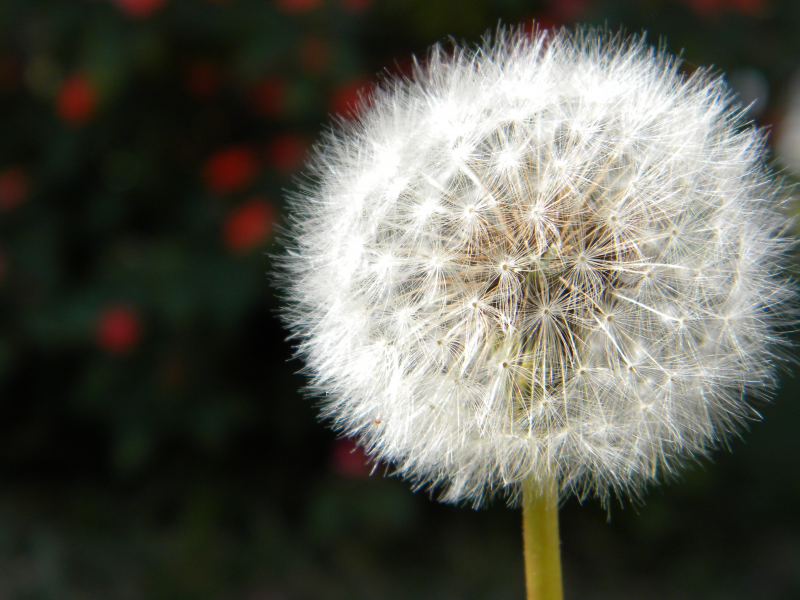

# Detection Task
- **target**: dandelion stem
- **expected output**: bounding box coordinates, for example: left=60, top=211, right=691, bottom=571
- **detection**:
left=522, top=476, right=563, bottom=600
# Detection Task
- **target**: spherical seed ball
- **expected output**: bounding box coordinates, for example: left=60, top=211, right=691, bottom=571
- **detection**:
left=280, top=26, right=794, bottom=506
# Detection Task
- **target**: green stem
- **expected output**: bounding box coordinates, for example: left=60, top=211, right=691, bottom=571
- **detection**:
left=522, top=477, right=564, bottom=600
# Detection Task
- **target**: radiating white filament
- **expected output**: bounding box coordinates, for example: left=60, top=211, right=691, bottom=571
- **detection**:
left=280, top=26, right=793, bottom=506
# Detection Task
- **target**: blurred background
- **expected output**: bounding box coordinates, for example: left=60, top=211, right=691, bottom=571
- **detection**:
left=1, top=0, right=799, bottom=598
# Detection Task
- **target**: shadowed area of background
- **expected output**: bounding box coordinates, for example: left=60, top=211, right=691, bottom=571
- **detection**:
left=0, top=0, right=799, bottom=598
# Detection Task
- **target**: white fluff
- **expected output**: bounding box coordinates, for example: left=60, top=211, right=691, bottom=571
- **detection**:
left=279, top=26, right=794, bottom=506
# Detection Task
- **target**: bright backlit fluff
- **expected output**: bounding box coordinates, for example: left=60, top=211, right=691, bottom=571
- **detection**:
left=280, top=26, right=794, bottom=506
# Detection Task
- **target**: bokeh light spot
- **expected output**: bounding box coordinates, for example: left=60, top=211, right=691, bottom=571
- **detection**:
left=266, top=133, right=306, bottom=174
left=275, top=0, right=322, bottom=13
left=250, top=77, right=287, bottom=118
left=113, top=0, right=168, bottom=18
left=0, top=167, right=29, bottom=212
left=329, top=77, right=372, bottom=118
left=330, top=438, right=372, bottom=478
left=223, top=197, right=275, bottom=254
left=96, top=305, right=142, bottom=354
left=56, top=74, right=98, bottom=126
left=204, top=145, right=258, bottom=195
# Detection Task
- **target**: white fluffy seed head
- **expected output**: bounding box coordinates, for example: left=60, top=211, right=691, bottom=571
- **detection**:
left=279, top=26, right=795, bottom=507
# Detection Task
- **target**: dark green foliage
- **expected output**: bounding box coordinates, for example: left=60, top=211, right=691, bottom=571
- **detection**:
left=0, top=0, right=799, bottom=598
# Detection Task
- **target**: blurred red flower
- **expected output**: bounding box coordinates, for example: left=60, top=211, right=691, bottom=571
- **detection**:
left=56, top=74, right=98, bottom=126
left=330, top=438, right=371, bottom=478
left=185, top=61, right=223, bottom=99
left=329, top=77, right=372, bottom=118
left=550, top=0, right=587, bottom=21
left=0, top=166, right=29, bottom=212
left=112, top=0, right=168, bottom=18
left=250, top=77, right=287, bottom=118
left=275, top=0, right=322, bottom=13
left=223, top=197, right=275, bottom=254
left=299, top=36, right=329, bottom=73
left=203, top=145, right=258, bottom=195
left=340, top=0, right=372, bottom=12
left=385, top=56, right=415, bottom=80
left=266, top=133, right=306, bottom=174
left=96, top=305, right=142, bottom=354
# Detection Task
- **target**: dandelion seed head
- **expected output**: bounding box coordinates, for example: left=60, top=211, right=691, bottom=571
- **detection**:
left=280, top=26, right=794, bottom=506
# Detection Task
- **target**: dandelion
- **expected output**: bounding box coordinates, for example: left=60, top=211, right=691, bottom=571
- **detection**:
left=279, top=25, right=794, bottom=599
